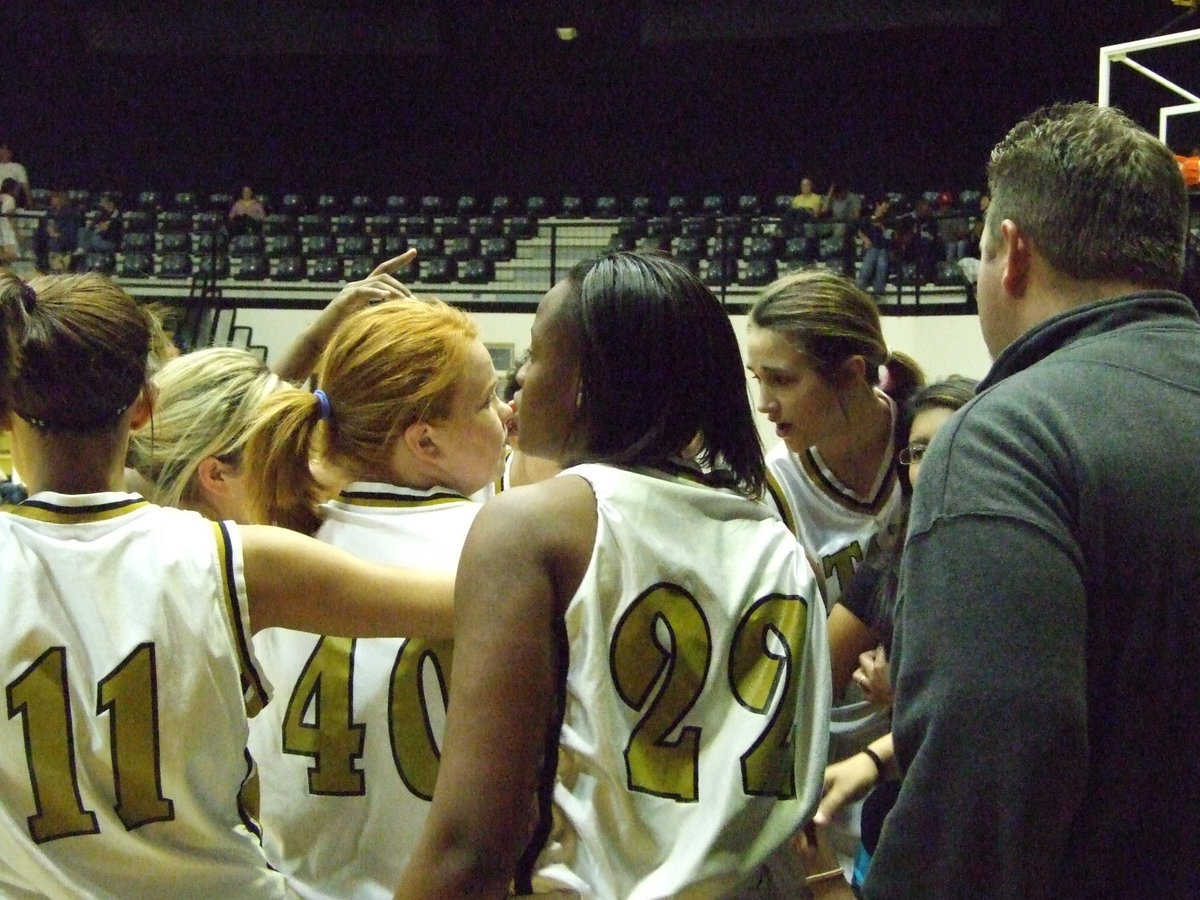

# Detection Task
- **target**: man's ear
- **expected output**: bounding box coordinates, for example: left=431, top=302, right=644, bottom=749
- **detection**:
left=1000, top=219, right=1031, bottom=297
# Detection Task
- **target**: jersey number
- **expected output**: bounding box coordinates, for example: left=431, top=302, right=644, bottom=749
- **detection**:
left=610, top=584, right=807, bottom=802
left=6, top=644, right=175, bottom=843
left=280, top=637, right=452, bottom=799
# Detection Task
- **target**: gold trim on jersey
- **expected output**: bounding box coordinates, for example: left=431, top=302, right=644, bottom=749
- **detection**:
left=797, top=448, right=896, bottom=516
left=7, top=497, right=149, bottom=523
left=212, top=521, right=270, bottom=716
left=765, top=472, right=798, bottom=537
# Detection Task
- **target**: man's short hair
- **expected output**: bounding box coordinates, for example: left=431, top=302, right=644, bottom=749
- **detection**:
left=987, top=101, right=1188, bottom=289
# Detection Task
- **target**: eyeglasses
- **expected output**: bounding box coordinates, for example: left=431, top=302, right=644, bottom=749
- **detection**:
left=898, top=443, right=928, bottom=466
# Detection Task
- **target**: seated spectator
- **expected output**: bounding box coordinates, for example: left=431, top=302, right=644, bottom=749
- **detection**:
left=791, top=176, right=824, bottom=217
left=228, top=185, right=266, bottom=235
left=35, top=191, right=82, bottom=273
left=0, top=179, right=19, bottom=265
left=73, top=193, right=124, bottom=259
left=855, top=198, right=891, bottom=298
left=0, top=143, right=30, bottom=208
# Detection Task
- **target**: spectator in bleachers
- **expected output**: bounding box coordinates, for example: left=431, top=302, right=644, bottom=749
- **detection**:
left=228, top=185, right=266, bottom=235
left=791, top=177, right=824, bottom=217
left=72, top=193, right=124, bottom=260
left=35, top=190, right=83, bottom=273
left=0, top=143, right=30, bottom=208
left=823, top=183, right=864, bottom=276
left=856, top=198, right=891, bottom=298
left=0, top=179, right=19, bottom=265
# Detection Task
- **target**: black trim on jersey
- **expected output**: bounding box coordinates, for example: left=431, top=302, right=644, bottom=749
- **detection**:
left=798, top=448, right=896, bottom=516
left=18, top=496, right=144, bottom=517
left=513, top=610, right=570, bottom=895
left=338, top=488, right=467, bottom=504
left=216, top=521, right=269, bottom=708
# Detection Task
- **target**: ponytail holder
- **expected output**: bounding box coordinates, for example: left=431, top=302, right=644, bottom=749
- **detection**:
left=313, top=388, right=332, bottom=421
left=19, top=282, right=36, bottom=313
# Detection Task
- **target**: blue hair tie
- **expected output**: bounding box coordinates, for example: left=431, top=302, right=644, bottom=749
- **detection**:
left=313, top=388, right=332, bottom=421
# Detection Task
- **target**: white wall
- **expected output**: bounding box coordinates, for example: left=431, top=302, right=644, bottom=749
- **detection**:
left=232, top=307, right=992, bottom=448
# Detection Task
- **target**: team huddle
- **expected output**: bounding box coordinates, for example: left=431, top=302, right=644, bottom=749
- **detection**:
left=2, top=100, right=1198, bottom=900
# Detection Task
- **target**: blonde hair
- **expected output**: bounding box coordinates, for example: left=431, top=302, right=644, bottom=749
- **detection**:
left=127, top=347, right=279, bottom=510
left=749, top=268, right=924, bottom=403
left=243, top=298, right=478, bottom=534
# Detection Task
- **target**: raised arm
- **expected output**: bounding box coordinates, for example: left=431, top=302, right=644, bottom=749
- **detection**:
left=238, top=523, right=454, bottom=639
left=396, top=475, right=597, bottom=899
left=271, top=250, right=417, bottom=383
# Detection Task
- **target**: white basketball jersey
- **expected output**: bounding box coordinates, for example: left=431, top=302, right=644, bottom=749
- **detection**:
left=0, top=492, right=282, bottom=899
left=532, top=465, right=831, bottom=900
left=249, top=482, right=478, bottom=900
left=763, top=440, right=904, bottom=611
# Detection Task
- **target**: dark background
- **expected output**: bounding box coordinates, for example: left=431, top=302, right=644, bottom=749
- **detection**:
left=4, top=1, right=1199, bottom=203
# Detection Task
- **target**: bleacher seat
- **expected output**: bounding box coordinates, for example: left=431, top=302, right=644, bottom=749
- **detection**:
left=158, top=252, right=192, bottom=279
left=560, top=196, right=584, bottom=217
left=459, top=258, right=494, bottom=284
left=420, top=257, right=455, bottom=283
left=631, top=195, right=655, bottom=216
left=468, top=215, right=501, bottom=237
left=704, top=256, right=736, bottom=286
left=365, top=214, right=396, bottom=235
left=229, top=233, right=264, bottom=256
left=671, top=235, right=706, bottom=259
left=490, top=196, right=514, bottom=216
left=501, top=216, right=536, bottom=240
left=701, top=195, right=725, bottom=215
left=159, top=232, right=192, bottom=254
left=315, top=194, right=340, bottom=215
left=272, top=256, right=306, bottom=281
left=121, top=231, right=153, bottom=253
left=435, top=216, right=468, bottom=238
left=262, top=213, right=295, bottom=236
left=781, top=236, right=814, bottom=264
left=645, top=216, right=676, bottom=238
left=712, top=233, right=743, bottom=258
left=330, top=213, right=365, bottom=236
left=195, top=231, right=227, bottom=254
left=265, top=234, right=299, bottom=257
left=667, top=195, right=690, bottom=215
left=118, top=252, right=154, bottom=278
left=680, top=216, right=713, bottom=237
left=744, top=235, right=778, bottom=259
left=124, top=210, right=154, bottom=233
left=737, top=195, right=762, bottom=216
left=376, top=235, right=406, bottom=257
left=420, top=196, right=447, bottom=215
left=350, top=195, right=374, bottom=213
left=341, top=234, right=372, bottom=256
left=157, top=211, right=190, bottom=233
left=616, top=217, right=645, bottom=240
left=384, top=195, right=409, bottom=214
left=280, top=194, right=307, bottom=215
left=742, top=258, right=778, bottom=286
left=196, top=254, right=230, bottom=280
left=594, top=196, right=620, bottom=217
left=606, top=233, right=636, bottom=253
left=635, top=235, right=671, bottom=253
left=346, top=256, right=375, bottom=281
left=302, top=234, right=337, bottom=257
left=136, top=191, right=162, bottom=210
left=67, top=189, right=91, bottom=208
left=773, top=194, right=794, bottom=215
left=398, top=216, right=433, bottom=237
left=525, top=196, right=548, bottom=218
left=456, top=196, right=479, bottom=216
left=83, top=252, right=116, bottom=274
left=192, top=211, right=223, bottom=231
left=296, top=214, right=329, bottom=236
left=410, top=235, right=443, bottom=257
left=310, top=257, right=344, bottom=282
left=173, top=192, right=199, bottom=211
left=235, top=255, right=269, bottom=280
left=444, top=236, right=478, bottom=261
left=479, top=236, right=516, bottom=261
left=208, top=192, right=234, bottom=211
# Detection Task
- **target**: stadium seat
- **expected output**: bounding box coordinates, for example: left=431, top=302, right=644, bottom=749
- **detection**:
left=615, top=217, right=645, bottom=240
left=742, top=258, right=778, bottom=286
left=196, top=254, right=230, bottom=280
left=744, top=235, right=778, bottom=259
left=737, top=195, right=762, bottom=216
left=444, top=236, right=478, bottom=261
left=261, top=213, right=295, bottom=236
left=124, top=210, right=154, bottom=233
left=606, top=232, right=636, bottom=253
left=703, top=256, right=736, bottom=286
left=157, top=252, right=192, bottom=279
left=296, top=214, right=329, bottom=236
left=302, top=234, right=337, bottom=257
left=192, top=210, right=223, bottom=232
left=350, top=195, right=374, bottom=213
left=156, top=211, right=190, bottom=233
left=310, top=257, right=344, bottom=282
left=207, top=192, right=235, bottom=211
left=631, top=195, right=655, bottom=216
left=384, top=195, right=409, bottom=214
left=228, top=233, right=263, bottom=256
left=459, top=258, right=494, bottom=284
left=195, top=231, right=228, bottom=254
left=280, top=194, right=307, bottom=215
left=468, top=215, right=501, bottom=237
left=345, top=256, right=375, bottom=280
left=420, top=196, right=446, bottom=215
left=340, top=234, right=371, bottom=257
left=159, top=232, right=192, bottom=254
left=376, top=235, right=406, bottom=257
left=645, top=216, right=677, bottom=238
left=560, top=195, right=584, bottom=217
left=265, top=234, right=300, bottom=257
left=679, top=216, right=714, bottom=237
left=490, top=196, right=514, bottom=216
left=235, top=254, right=269, bottom=280
left=525, top=196, right=549, bottom=218
left=121, top=231, right=153, bottom=254
left=136, top=190, right=162, bottom=210
left=435, top=216, right=468, bottom=238
left=411, top=235, right=443, bottom=257
left=315, top=194, right=340, bottom=215
left=701, top=195, right=725, bottom=215
left=671, top=235, right=706, bottom=259
left=272, top=256, right=306, bottom=281
left=365, top=214, right=396, bottom=235
left=666, top=195, right=690, bottom=215
left=593, top=196, right=620, bottom=217
left=635, top=235, right=671, bottom=253
left=83, top=252, right=116, bottom=275
left=118, top=252, right=154, bottom=278
left=503, top=216, right=536, bottom=239
left=173, top=192, right=198, bottom=211
left=330, top=213, right=365, bottom=236
left=773, top=194, right=794, bottom=215
left=420, top=256, right=455, bottom=283
left=456, top=195, right=479, bottom=215
left=479, top=236, right=516, bottom=261
left=398, top=216, right=433, bottom=237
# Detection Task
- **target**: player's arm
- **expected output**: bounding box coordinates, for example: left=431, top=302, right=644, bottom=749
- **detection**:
left=827, top=603, right=878, bottom=701
left=238, top=523, right=455, bottom=639
left=396, top=475, right=597, bottom=899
